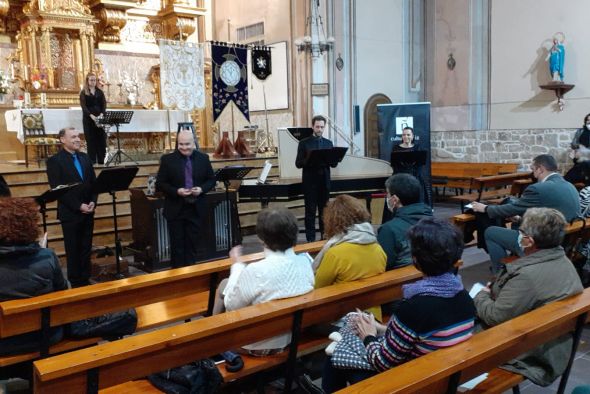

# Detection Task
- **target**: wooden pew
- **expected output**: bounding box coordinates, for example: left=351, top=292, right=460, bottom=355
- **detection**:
left=450, top=172, right=533, bottom=211
left=431, top=162, right=519, bottom=195
left=0, top=241, right=325, bottom=370
left=32, top=266, right=423, bottom=393
left=337, top=288, right=590, bottom=394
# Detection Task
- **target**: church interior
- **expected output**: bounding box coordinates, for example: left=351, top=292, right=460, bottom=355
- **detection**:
left=0, top=0, right=590, bottom=393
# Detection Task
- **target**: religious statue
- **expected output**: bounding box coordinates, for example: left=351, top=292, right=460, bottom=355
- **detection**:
left=548, top=33, right=565, bottom=82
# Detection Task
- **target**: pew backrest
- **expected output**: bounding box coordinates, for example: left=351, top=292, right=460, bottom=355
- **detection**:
left=0, top=241, right=325, bottom=358
left=336, top=288, right=590, bottom=393
left=33, top=266, right=423, bottom=393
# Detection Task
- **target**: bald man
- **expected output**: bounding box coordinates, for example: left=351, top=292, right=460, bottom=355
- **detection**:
left=156, top=131, right=216, bottom=267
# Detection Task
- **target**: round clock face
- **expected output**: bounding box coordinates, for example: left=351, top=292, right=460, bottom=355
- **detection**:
left=220, top=60, right=241, bottom=86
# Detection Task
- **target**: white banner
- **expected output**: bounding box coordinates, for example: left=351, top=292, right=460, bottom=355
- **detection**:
left=159, top=40, right=205, bottom=110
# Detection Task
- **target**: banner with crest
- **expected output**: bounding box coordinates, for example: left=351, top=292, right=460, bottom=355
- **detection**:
left=251, top=46, right=272, bottom=80
left=212, top=42, right=249, bottom=122
left=159, top=40, right=205, bottom=110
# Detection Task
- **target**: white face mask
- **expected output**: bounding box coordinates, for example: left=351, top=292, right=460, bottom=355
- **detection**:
left=517, top=232, right=524, bottom=249
left=585, top=123, right=590, bottom=129
left=386, top=195, right=394, bottom=211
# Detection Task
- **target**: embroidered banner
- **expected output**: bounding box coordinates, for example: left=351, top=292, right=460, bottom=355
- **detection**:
left=212, top=42, right=249, bottom=122
left=251, top=46, right=272, bottom=81
left=159, top=40, right=205, bottom=110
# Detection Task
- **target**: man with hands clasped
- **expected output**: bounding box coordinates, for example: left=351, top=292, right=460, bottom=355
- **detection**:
left=46, top=127, right=97, bottom=287
left=156, top=130, right=216, bottom=267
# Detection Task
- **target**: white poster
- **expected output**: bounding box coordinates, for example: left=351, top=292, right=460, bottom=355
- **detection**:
left=159, top=40, right=205, bottom=110
left=395, top=116, right=414, bottom=135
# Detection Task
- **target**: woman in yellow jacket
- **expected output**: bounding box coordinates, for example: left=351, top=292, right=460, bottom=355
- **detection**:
left=313, top=194, right=387, bottom=320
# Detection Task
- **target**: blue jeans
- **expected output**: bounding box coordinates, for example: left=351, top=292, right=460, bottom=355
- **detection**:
left=484, top=226, right=523, bottom=274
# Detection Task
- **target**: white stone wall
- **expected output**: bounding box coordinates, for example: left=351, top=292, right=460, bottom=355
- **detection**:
left=431, top=129, right=577, bottom=172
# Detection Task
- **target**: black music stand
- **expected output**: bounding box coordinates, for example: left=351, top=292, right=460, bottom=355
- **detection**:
left=390, top=150, right=427, bottom=170
left=215, top=166, right=252, bottom=252
left=35, top=183, right=81, bottom=247
left=101, top=111, right=135, bottom=166
left=305, top=146, right=348, bottom=167
left=93, top=166, right=139, bottom=278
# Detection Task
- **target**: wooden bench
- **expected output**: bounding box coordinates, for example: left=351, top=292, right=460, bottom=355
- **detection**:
left=0, top=241, right=325, bottom=371
left=32, top=266, right=423, bottom=393
left=337, top=288, right=590, bottom=394
left=450, top=172, right=533, bottom=211
left=432, top=162, right=519, bottom=195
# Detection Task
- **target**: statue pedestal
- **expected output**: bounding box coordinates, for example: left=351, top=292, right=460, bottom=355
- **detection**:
left=540, top=83, right=575, bottom=111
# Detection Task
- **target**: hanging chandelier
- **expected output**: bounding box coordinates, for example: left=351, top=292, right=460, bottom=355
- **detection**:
left=293, top=0, right=335, bottom=57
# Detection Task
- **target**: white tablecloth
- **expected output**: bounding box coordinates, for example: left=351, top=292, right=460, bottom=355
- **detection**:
left=5, top=108, right=188, bottom=142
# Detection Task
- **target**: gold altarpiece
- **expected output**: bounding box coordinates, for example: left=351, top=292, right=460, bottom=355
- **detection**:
left=1, top=0, right=215, bottom=148
left=10, top=0, right=98, bottom=106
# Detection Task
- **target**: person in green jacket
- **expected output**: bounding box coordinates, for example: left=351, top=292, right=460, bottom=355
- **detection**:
left=474, top=207, right=583, bottom=387
left=377, top=173, right=432, bottom=270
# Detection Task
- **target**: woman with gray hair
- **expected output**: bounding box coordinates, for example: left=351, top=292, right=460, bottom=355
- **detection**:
left=473, top=207, right=583, bottom=387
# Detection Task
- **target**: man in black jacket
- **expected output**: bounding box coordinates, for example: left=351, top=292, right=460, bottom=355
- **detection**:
left=156, top=130, right=216, bottom=267
left=295, top=115, right=335, bottom=242
left=46, top=128, right=97, bottom=287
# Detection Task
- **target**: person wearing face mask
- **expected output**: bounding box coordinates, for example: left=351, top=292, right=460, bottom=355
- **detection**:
left=473, top=207, right=583, bottom=387
left=565, top=113, right=590, bottom=184
left=471, top=154, right=580, bottom=274
left=377, top=174, right=432, bottom=270
left=295, top=115, right=335, bottom=242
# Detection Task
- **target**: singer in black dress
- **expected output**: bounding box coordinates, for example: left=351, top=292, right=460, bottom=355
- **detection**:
left=79, top=73, right=107, bottom=164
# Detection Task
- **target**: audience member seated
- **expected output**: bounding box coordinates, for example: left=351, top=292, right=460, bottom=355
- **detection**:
left=0, top=198, right=137, bottom=379
left=565, top=112, right=590, bottom=184
left=377, top=173, right=432, bottom=270
left=320, top=217, right=475, bottom=393
left=0, top=198, right=68, bottom=356
left=575, top=183, right=590, bottom=284
left=212, top=207, right=314, bottom=357
left=471, top=154, right=580, bottom=273
left=312, top=194, right=386, bottom=320
left=473, top=207, right=583, bottom=387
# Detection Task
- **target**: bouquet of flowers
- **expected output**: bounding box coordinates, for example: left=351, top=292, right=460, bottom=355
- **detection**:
left=0, top=71, right=10, bottom=95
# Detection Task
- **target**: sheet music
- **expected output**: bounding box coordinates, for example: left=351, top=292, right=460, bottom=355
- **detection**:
left=257, top=160, right=272, bottom=184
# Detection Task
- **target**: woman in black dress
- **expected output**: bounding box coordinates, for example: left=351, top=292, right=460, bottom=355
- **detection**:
left=80, top=72, right=107, bottom=164
left=391, top=127, right=430, bottom=206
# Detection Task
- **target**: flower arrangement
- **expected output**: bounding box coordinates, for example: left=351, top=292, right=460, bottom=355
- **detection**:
left=0, top=71, right=10, bottom=95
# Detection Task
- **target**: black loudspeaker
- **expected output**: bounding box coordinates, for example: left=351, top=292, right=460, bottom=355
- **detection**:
left=353, top=105, right=360, bottom=134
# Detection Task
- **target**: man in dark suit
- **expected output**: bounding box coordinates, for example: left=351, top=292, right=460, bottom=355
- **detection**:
left=46, top=128, right=97, bottom=287
left=295, top=115, right=335, bottom=242
left=156, top=130, right=216, bottom=267
left=472, top=154, right=580, bottom=273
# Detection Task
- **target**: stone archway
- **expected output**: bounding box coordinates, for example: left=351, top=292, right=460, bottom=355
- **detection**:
left=364, top=93, right=391, bottom=158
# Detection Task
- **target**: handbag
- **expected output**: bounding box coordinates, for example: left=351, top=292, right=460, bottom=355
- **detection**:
left=67, top=308, right=138, bottom=340
left=148, top=359, right=223, bottom=394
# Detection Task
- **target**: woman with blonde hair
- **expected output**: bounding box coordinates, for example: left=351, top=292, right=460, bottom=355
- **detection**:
left=79, top=72, right=107, bottom=164
left=313, top=194, right=386, bottom=320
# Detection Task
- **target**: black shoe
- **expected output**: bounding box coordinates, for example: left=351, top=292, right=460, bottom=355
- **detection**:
left=298, top=374, right=325, bottom=394
left=221, top=351, right=244, bottom=373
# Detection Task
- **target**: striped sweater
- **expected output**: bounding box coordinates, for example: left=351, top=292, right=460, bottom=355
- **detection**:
left=364, top=291, right=475, bottom=371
